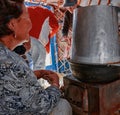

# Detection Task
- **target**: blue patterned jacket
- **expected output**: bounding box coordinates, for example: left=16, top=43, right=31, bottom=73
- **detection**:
left=0, top=43, right=61, bottom=115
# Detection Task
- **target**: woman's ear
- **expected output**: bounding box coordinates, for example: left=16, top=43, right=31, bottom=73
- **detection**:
left=7, top=19, right=17, bottom=31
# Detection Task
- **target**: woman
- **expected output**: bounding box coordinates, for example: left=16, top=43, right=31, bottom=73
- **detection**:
left=0, top=0, right=72, bottom=114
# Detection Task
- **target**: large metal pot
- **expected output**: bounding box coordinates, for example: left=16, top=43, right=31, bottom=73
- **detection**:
left=69, top=60, right=120, bottom=83
left=70, top=5, right=120, bottom=64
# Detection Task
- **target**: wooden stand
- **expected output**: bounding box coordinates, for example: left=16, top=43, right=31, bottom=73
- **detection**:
left=63, top=76, right=120, bottom=115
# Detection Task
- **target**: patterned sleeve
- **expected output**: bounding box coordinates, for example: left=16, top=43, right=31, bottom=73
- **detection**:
left=0, top=48, right=61, bottom=114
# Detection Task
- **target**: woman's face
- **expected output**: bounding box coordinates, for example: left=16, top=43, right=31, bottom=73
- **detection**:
left=14, top=5, right=32, bottom=45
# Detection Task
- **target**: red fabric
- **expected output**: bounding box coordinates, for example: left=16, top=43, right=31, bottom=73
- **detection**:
left=28, top=6, right=59, bottom=52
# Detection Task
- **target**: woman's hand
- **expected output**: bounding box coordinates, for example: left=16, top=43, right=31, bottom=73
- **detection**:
left=34, top=70, right=60, bottom=88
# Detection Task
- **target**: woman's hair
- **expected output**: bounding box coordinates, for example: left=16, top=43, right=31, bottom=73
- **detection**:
left=0, top=0, right=24, bottom=38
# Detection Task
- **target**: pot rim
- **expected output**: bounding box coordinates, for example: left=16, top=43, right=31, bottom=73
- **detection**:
left=69, top=59, right=120, bottom=67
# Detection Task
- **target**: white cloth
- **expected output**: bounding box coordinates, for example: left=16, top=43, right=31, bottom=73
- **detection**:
left=30, top=37, right=46, bottom=70
left=39, top=17, right=50, bottom=47
left=50, top=98, right=72, bottom=115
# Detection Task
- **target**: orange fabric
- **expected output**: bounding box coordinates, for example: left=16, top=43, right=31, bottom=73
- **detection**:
left=28, top=6, right=59, bottom=52
left=45, top=41, right=50, bottom=53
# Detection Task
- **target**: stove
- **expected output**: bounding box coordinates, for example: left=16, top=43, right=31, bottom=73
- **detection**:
left=63, top=75, right=120, bottom=115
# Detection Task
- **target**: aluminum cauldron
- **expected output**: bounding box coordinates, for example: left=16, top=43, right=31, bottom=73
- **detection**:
left=70, top=5, right=120, bottom=64
left=69, top=60, right=120, bottom=83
